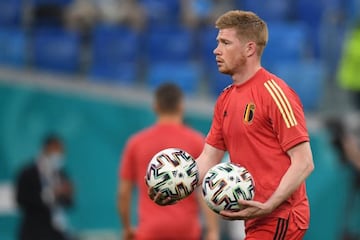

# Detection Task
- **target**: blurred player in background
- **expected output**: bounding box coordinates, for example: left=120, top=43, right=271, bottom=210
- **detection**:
left=15, top=135, right=74, bottom=240
left=151, top=10, right=314, bottom=239
left=117, top=83, right=219, bottom=240
left=326, top=117, right=360, bottom=239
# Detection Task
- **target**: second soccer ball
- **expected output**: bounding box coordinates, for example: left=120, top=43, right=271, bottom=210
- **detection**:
left=202, top=162, right=255, bottom=213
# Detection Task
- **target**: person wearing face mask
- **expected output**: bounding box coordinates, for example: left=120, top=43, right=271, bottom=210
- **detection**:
left=15, top=134, right=74, bottom=240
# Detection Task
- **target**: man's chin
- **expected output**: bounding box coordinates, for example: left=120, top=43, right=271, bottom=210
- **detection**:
left=218, top=68, right=231, bottom=75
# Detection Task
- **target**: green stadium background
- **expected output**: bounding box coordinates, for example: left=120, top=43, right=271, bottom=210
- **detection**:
left=0, top=80, right=359, bottom=239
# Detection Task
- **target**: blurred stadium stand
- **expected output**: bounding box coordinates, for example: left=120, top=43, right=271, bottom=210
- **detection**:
left=139, top=0, right=181, bottom=26
left=32, top=27, right=81, bottom=73
left=0, top=0, right=353, bottom=105
left=89, top=24, right=141, bottom=85
left=0, top=27, right=27, bottom=67
left=0, top=0, right=23, bottom=27
left=240, top=0, right=292, bottom=22
left=262, top=21, right=309, bottom=69
left=145, top=24, right=195, bottom=63
left=0, top=0, right=353, bottom=109
left=1, top=0, right=360, bottom=239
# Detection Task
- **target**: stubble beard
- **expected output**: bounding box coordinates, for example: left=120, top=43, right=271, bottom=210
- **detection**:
left=218, top=55, right=246, bottom=76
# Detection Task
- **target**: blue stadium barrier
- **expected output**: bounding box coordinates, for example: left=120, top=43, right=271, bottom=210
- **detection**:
left=0, top=214, right=19, bottom=240
left=272, top=60, right=326, bottom=112
left=89, top=61, right=138, bottom=86
left=0, top=27, right=27, bottom=67
left=147, top=61, right=201, bottom=95
left=32, top=27, right=81, bottom=73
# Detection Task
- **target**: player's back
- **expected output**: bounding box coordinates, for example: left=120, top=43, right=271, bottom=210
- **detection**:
left=120, top=122, right=204, bottom=240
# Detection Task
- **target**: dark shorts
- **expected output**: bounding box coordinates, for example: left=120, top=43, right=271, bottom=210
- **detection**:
left=245, top=214, right=306, bottom=240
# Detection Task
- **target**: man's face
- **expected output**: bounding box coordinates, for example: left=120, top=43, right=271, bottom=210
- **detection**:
left=47, top=141, right=64, bottom=156
left=44, top=141, right=65, bottom=170
left=213, top=28, right=247, bottom=75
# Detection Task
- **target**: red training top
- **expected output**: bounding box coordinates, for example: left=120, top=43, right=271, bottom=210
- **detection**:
left=206, top=68, right=310, bottom=229
left=120, top=123, right=204, bottom=240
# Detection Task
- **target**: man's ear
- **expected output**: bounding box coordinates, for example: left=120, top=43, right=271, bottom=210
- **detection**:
left=246, top=42, right=257, bottom=57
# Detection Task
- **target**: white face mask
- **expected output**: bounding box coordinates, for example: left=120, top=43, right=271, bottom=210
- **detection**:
left=49, top=152, right=64, bottom=170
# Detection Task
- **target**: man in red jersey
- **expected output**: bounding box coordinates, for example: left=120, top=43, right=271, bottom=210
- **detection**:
left=152, top=10, right=314, bottom=240
left=117, top=83, right=219, bottom=240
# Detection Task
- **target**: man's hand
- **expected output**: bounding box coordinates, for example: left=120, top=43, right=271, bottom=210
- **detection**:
left=122, top=227, right=135, bottom=240
left=203, top=229, right=220, bottom=240
left=146, top=178, right=179, bottom=206
left=55, top=180, right=73, bottom=197
left=148, top=187, right=173, bottom=206
left=220, top=199, right=273, bottom=220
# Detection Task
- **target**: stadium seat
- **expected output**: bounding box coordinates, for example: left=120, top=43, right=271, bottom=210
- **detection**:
left=240, top=0, right=292, bottom=21
left=32, top=27, right=81, bottom=73
left=262, top=22, right=308, bottom=70
left=347, top=0, right=360, bottom=23
left=197, top=26, right=233, bottom=97
left=146, top=62, right=201, bottom=95
left=30, top=0, right=72, bottom=6
left=139, top=0, right=180, bottom=25
left=0, top=28, right=27, bottom=67
left=295, top=0, right=342, bottom=58
left=296, top=0, right=323, bottom=26
left=89, top=24, right=140, bottom=85
left=0, top=0, right=22, bottom=26
left=91, top=24, right=140, bottom=64
left=145, top=25, right=195, bottom=63
left=272, top=60, right=326, bottom=112
left=198, top=26, right=218, bottom=67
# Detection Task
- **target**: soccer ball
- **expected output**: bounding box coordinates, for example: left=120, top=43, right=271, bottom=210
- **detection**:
left=202, top=162, right=255, bottom=213
left=145, top=148, right=199, bottom=201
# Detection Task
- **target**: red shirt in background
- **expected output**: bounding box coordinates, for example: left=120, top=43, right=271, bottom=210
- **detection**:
left=120, top=123, right=204, bottom=240
left=206, top=68, right=310, bottom=230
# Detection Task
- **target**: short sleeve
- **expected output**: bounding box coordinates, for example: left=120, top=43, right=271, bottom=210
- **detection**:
left=206, top=98, right=227, bottom=151
left=119, top=138, right=136, bottom=181
left=264, top=79, right=309, bottom=152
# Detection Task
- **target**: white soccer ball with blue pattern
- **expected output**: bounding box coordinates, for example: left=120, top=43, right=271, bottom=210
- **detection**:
left=202, top=162, right=255, bottom=213
left=146, top=148, right=199, bottom=201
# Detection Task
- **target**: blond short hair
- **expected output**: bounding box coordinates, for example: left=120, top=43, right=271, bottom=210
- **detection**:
left=215, top=10, right=268, bottom=56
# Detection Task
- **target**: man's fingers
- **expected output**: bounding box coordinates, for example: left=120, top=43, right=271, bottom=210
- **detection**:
left=146, top=183, right=179, bottom=206
left=147, top=187, right=156, bottom=200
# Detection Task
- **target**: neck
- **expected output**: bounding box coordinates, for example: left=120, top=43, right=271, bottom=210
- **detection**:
left=157, top=114, right=183, bottom=125
left=232, top=61, right=261, bottom=85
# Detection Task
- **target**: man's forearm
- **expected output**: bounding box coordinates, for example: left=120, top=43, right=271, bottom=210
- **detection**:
left=265, top=142, right=314, bottom=211
left=197, top=190, right=219, bottom=239
left=117, top=183, right=133, bottom=230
